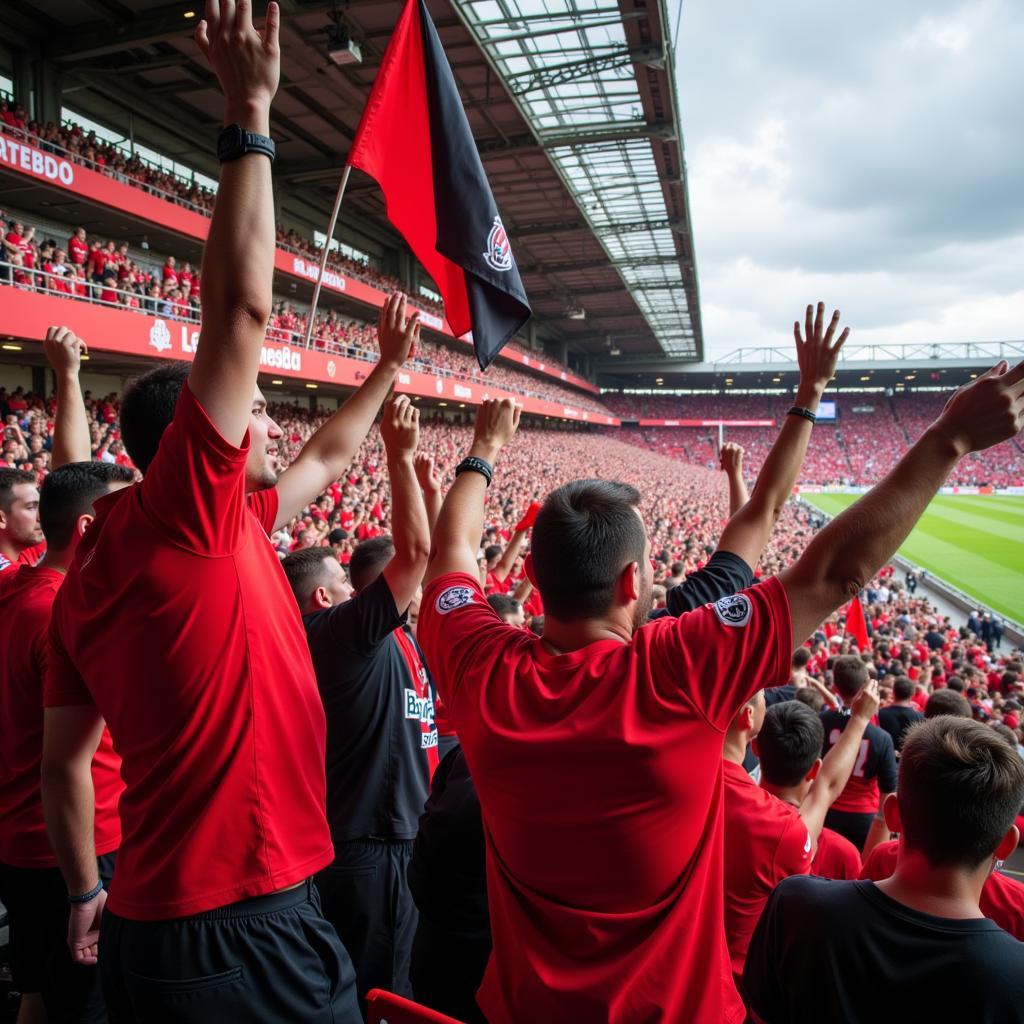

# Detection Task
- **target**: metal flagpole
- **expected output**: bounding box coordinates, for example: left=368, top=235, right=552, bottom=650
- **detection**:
left=303, top=162, right=353, bottom=350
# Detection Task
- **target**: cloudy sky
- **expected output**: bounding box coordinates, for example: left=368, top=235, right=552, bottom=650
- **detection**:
left=675, top=0, right=1024, bottom=361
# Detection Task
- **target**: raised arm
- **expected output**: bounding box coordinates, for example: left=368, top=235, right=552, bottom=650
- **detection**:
left=780, top=359, right=1024, bottom=645
left=719, top=442, right=748, bottom=517
left=379, top=396, right=431, bottom=612
left=797, top=680, right=879, bottom=844
left=491, top=529, right=527, bottom=584
left=41, top=705, right=105, bottom=964
left=272, top=293, right=419, bottom=530
left=43, top=326, right=91, bottom=468
left=716, top=303, right=848, bottom=568
left=425, top=399, right=521, bottom=585
left=188, top=0, right=280, bottom=444
left=414, top=452, right=443, bottom=534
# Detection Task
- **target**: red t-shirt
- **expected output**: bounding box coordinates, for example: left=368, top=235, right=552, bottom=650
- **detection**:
left=44, top=383, right=332, bottom=919
left=723, top=760, right=812, bottom=984
left=418, top=572, right=792, bottom=1024
left=68, top=236, right=89, bottom=265
left=0, top=541, right=46, bottom=573
left=0, top=566, right=122, bottom=868
left=861, top=840, right=1024, bottom=940
left=811, top=826, right=862, bottom=880
left=484, top=570, right=509, bottom=595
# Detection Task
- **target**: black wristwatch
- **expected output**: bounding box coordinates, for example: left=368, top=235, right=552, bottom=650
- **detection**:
left=217, top=124, right=276, bottom=164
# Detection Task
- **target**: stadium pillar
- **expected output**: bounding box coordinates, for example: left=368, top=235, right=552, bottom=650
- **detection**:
left=12, top=50, right=32, bottom=114
left=32, top=57, right=62, bottom=125
left=33, top=365, right=47, bottom=399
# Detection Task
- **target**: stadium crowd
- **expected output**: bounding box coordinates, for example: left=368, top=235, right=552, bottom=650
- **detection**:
left=2, top=8, right=1024, bottom=1024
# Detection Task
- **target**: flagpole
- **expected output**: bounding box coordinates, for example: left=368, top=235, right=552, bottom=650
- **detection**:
left=303, top=162, right=352, bottom=350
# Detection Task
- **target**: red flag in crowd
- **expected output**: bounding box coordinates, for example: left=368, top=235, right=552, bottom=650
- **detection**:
left=845, top=593, right=870, bottom=651
left=347, top=0, right=531, bottom=369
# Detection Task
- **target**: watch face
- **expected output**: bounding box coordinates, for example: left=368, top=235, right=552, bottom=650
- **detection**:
left=217, top=124, right=244, bottom=160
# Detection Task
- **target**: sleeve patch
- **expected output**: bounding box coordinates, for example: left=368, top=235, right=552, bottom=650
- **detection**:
left=435, top=585, right=476, bottom=614
left=713, top=593, right=752, bottom=627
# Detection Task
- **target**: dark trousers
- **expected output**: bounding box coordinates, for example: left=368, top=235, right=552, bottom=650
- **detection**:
left=410, top=913, right=490, bottom=1024
left=825, top=808, right=875, bottom=853
left=315, top=838, right=417, bottom=1019
left=0, top=851, right=115, bottom=1024
left=99, top=879, right=359, bottom=1023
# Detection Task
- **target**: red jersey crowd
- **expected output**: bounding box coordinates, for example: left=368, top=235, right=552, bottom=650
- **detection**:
left=2, top=8, right=1024, bottom=1024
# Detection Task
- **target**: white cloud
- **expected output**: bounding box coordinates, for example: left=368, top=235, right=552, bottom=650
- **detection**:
left=676, top=0, right=1024, bottom=359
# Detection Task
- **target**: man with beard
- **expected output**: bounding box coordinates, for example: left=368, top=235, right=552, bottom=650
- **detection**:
left=39, top=3, right=417, bottom=1020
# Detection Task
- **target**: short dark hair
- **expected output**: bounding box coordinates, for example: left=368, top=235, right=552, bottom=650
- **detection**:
left=946, top=675, right=965, bottom=693
left=898, top=717, right=1024, bottom=867
left=924, top=689, right=972, bottom=720
left=832, top=655, right=869, bottom=700
left=792, top=647, right=811, bottom=669
left=893, top=676, right=915, bottom=701
left=120, top=362, right=189, bottom=473
left=327, top=528, right=347, bottom=546
left=349, top=536, right=394, bottom=592
left=282, top=547, right=335, bottom=608
left=0, top=468, right=36, bottom=511
left=758, top=702, right=826, bottom=787
left=486, top=593, right=520, bottom=622
left=794, top=687, right=825, bottom=713
left=483, top=544, right=502, bottom=563
left=38, top=462, right=133, bottom=549
left=531, top=479, right=645, bottom=620
left=670, top=561, right=684, bottom=576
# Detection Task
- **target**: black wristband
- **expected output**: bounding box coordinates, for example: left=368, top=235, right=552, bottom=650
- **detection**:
left=455, top=456, right=493, bottom=486
left=68, top=880, right=103, bottom=904
left=787, top=405, right=817, bottom=424
left=217, top=123, right=276, bottom=164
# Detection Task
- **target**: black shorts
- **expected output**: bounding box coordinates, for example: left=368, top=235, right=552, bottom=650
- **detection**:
left=99, top=879, right=360, bottom=1024
left=825, top=808, right=875, bottom=853
left=0, top=851, right=115, bottom=1023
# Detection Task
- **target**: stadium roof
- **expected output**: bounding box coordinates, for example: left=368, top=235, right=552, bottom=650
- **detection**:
left=0, top=0, right=703, bottom=365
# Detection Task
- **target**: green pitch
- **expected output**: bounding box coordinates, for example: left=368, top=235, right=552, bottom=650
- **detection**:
left=804, top=494, right=1024, bottom=625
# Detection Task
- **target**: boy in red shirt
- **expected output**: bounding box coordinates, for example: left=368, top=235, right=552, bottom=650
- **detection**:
left=418, top=338, right=1024, bottom=1022
left=0, top=467, right=44, bottom=571
left=41, top=7, right=419, bottom=1022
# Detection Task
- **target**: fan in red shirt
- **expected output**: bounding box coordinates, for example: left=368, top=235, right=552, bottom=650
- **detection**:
left=67, top=227, right=89, bottom=266
left=723, top=684, right=878, bottom=988
left=40, top=7, right=417, bottom=1021
left=811, top=826, right=863, bottom=879
left=0, top=326, right=128, bottom=1023
left=0, top=467, right=45, bottom=571
left=162, top=254, right=178, bottom=288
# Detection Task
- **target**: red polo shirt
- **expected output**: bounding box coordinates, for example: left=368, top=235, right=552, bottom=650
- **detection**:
left=44, top=383, right=332, bottom=919
left=0, top=565, right=122, bottom=868
left=723, top=760, right=813, bottom=984
left=860, top=840, right=1024, bottom=940
left=418, top=571, right=792, bottom=1024
left=811, top=825, right=862, bottom=879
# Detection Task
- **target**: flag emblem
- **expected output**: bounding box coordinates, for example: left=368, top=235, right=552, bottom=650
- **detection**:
left=483, top=216, right=513, bottom=272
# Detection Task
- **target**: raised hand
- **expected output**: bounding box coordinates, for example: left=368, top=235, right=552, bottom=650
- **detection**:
left=414, top=451, right=441, bottom=493
left=196, top=0, right=281, bottom=111
left=43, top=325, right=87, bottom=377
left=377, top=292, right=420, bottom=370
left=381, top=394, right=420, bottom=457
left=935, top=360, right=1024, bottom=455
left=719, top=441, right=744, bottom=475
left=851, top=678, right=880, bottom=722
left=794, top=302, right=850, bottom=393
left=472, top=398, right=521, bottom=456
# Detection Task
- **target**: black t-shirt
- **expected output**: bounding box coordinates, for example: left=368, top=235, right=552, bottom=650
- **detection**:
left=924, top=630, right=945, bottom=650
left=665, top=549, right=754, bottom=617
left=744, top=876, right=1024, bottom=1023
left=878, top=704, right=925, bottom=752
left=303, top=574, right=435, bottom=842
left=820, top=709, right=898, bottom=801
left=407, top=744, right=489, bottom=943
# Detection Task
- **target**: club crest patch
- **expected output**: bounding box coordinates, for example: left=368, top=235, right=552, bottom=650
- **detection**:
left=713, top=593, right=752, bottom=627
left=483, top=215, right=514, bottom=272
left=436, top=585, right=475, bottom=614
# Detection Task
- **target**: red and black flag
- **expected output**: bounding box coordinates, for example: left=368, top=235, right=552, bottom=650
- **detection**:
left=348, top=0, right=531, bottom=370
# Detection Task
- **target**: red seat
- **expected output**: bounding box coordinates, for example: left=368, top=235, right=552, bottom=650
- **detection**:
left=366, top=989, right=465, bottom=1024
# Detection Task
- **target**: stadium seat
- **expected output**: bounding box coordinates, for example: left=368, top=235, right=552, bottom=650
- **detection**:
left=366, top=989, right=466, bottom=1024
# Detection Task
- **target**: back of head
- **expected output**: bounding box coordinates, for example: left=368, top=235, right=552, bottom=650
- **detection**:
left=39, top=462, right=134, bottom=549
left=349, top=535, right=395, bottom=592
left=758, top=701, right=826, bottom=787
left=832, top=655, right=869, bottom=701
left=924, top=689, right=972, bottom=720
left=898, top=717, right=1024, bottom=867
left=487, top=593, right=521, bottom=623
left=893, top=676, right=915, bottom=702
left=946, top=675, right=965, bottom=693
left=0, top=467, right=36, bottom=512
left=282, top=547, right=335, bottom=608
left=531, top=479, right=645, bottom=621
left=670, top=560, right=684, bottom=577
left=120, top=361, right=189, bottom=473
left=794, top=687, right=825, bottom=713
left=792, top=647, right=811, bottom=670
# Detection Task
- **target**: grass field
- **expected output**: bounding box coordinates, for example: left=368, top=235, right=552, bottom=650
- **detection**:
left=804, top=494, right=1024, bottom=625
